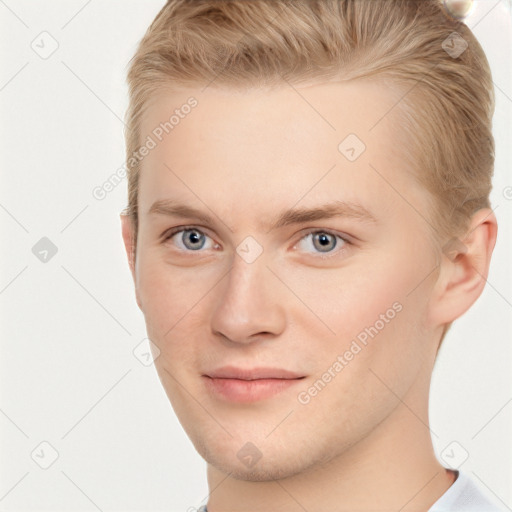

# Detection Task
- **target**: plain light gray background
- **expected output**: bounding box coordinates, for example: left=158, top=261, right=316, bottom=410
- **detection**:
left=0, top=1, right=511, bottom=510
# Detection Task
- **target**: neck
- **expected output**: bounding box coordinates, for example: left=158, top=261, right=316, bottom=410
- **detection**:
left=204, top=364, right=456, bottom=512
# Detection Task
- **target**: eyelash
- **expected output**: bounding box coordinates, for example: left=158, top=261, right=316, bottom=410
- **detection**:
left=162, top=225, right=352, bottom=259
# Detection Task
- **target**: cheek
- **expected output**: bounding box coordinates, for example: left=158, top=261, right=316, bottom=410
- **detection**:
left=288, top=263, right=428, bottom=435
left=279, top=248, right=432, bottom=383
left=277, top=256, right=414, bottom=342
left=136, top=253, right=205, bottom=351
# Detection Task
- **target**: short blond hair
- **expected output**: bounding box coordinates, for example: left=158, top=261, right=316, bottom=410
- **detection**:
left=124, top=0, right=495, bottom=346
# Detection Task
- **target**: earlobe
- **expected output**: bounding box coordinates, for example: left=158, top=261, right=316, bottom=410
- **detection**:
left=427, top=208, right=498, bottom=328
left=120, top=213, right=144, bottom=311
left=120, top=213, right=136, bottom=281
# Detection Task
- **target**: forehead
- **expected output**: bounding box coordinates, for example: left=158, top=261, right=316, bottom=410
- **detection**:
left=136, top=80, right=424, bottom=226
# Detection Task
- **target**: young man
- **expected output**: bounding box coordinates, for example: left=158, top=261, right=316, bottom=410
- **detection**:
left=120, top=1, right=505, bottom=510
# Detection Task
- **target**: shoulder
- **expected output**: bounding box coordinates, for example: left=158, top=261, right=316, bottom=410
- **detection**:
left=428, top=470, right=508, bottom=512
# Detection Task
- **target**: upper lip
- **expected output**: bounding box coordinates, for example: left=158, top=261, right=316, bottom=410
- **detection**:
left=204, top=366, right=305, bottom=380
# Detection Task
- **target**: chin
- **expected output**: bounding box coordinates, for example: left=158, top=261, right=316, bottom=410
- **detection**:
left=209, top=454, right=308, bottom=482
left=193, top=431, right=326, bottom=482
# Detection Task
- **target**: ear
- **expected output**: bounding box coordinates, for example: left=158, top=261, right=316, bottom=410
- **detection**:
left=120, top=213, right=142, bottom=310
left=427, top=208, right=498, bottom=328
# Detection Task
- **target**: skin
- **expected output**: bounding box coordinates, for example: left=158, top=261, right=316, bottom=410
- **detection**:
left=121, top=80, right=497, bottom=512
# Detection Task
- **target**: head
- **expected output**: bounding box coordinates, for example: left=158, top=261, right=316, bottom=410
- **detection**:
left=121, top=0, right=497, bottom=481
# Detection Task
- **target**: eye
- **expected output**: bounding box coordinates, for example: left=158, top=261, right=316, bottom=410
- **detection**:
left=163, top=226, right=217, bottom=252
left=162, top=226, right=351, bottom=258
left=293, top=230, right=349, bottom=257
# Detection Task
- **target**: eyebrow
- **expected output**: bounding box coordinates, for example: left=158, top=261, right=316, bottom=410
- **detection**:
left=148, top=199, right=377, bottom=231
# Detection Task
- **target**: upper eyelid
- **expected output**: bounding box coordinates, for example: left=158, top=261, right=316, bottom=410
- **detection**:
left=162, top=225, right=215, bottom=241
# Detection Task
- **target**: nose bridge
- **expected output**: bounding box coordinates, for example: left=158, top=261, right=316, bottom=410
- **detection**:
left=210, top=245, right=284, bottom=343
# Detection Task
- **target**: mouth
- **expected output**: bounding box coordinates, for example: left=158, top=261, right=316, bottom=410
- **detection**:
left=202, top=366, right=306, bottom=403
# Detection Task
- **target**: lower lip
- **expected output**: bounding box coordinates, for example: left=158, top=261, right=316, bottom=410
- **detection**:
left=203, top=376, right=303, bottom=403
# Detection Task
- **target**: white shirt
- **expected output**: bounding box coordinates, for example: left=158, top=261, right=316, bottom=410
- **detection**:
left=428, top=470, right=507, bottom=511
left=197, top=469, right=508, bottom=511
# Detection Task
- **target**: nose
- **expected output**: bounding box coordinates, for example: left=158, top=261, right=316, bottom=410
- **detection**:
left=210, top=249, right=286, bottom=345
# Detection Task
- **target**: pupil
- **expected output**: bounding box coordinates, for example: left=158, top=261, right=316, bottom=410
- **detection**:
left=185, top=230, right=204, bottom=249
left=315, top=233, right=335, bottom=252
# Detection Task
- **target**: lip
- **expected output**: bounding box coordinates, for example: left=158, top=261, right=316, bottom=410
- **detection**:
left=203, top=366, right=306, bottom=403
left=205, top=365, right=305, bottom=380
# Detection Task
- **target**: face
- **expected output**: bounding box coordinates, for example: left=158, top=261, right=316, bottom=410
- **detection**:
left=126, top=80, right=443, bottom=480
